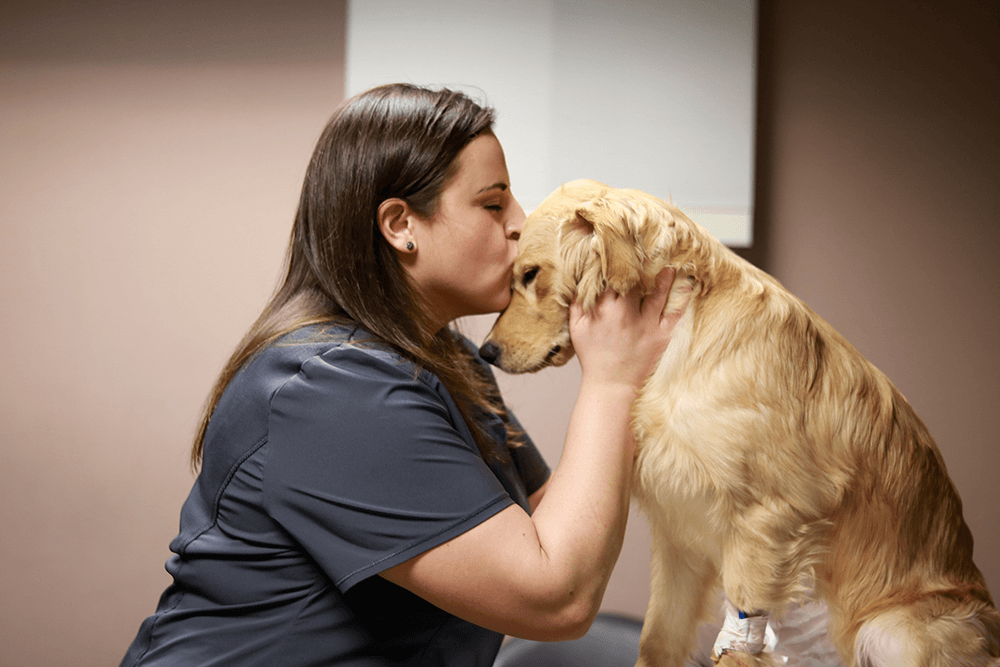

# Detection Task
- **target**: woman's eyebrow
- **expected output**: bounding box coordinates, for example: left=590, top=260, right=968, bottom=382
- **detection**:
left=476, top=182, right=508, bottom=194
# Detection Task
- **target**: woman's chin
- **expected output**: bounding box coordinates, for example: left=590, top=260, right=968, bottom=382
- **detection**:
left=475, top=294, right=512, bottom=318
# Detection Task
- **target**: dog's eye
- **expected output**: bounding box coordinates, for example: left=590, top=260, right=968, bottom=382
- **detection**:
left=522, top=266, right=540, bottom=286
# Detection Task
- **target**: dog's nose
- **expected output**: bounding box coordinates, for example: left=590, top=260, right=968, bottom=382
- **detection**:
left=478, top=341, right=501, bottom=366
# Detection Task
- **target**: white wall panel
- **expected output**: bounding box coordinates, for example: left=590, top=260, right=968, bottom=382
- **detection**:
left=347, top=0, right=756, bottom=246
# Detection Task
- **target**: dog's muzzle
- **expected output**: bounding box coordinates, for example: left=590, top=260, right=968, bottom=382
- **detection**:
left=478, top=342, right=562, bottom=369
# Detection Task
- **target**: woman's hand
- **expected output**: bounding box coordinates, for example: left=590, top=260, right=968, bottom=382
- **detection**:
left=569, top=268, right=686, bottom=391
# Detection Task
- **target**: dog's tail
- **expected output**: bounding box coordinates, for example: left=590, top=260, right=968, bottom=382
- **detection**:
left=853, top=594, right=1000, bottom=666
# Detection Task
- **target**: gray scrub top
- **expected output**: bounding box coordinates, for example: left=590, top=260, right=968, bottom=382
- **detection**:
left=120, top=323, right=550, bottom=667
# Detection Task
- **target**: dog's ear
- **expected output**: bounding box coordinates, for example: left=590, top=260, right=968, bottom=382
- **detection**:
left=573, top=198, right=644, bottom=295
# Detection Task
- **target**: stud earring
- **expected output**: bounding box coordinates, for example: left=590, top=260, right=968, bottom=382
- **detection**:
left=406, top=241, right=414, bottom=251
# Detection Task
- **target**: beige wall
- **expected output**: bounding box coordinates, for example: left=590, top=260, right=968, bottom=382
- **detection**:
left=1, top=1, right=997, bottom=665
left=745, top=0, right=1000, bottom=606
left=0, top=3, right=348, bottom=666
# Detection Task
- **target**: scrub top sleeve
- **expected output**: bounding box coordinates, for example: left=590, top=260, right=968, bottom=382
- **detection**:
left=263, top=347, right=514, bottom=592
left=506, top=412, right=551, bottom=497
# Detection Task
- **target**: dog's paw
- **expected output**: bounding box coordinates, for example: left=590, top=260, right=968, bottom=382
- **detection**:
left=712, top=650, right=779, bottom=667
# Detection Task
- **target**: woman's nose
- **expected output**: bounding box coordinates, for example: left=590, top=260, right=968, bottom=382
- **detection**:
left=507, top=199, right=526, bottom=240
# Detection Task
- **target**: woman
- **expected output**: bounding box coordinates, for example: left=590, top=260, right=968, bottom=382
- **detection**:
left=121, top=83, right=682, bottom=666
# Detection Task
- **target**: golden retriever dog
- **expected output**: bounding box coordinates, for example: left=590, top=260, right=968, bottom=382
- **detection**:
left=479, top=179, right=999, bottom=666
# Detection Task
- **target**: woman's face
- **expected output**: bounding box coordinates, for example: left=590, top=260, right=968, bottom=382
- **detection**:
left=408, top=133, right=525, bottom=328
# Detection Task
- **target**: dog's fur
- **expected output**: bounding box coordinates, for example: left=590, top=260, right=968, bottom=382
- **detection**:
left=480, top=180, right=999, bottom=667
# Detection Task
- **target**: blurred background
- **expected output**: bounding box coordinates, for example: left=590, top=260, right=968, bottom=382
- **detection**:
left=1, top=1, right=997, bottom=665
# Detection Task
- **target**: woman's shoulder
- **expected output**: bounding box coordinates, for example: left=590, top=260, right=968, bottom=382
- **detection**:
left=248, top=323, right=501, bottom=417
left=203, top=323, right=452, bottom=474
left=263, top=322, right=433, bottom=389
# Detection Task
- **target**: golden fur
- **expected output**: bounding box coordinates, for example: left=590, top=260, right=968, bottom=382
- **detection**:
left=481, top=179, right=999, bottom=666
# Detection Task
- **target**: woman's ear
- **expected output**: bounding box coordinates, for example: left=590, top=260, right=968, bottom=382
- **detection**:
left=377, top=198, right=418, bottom=254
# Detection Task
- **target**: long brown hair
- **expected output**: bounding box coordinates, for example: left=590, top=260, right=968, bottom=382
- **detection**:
left=191, top=83, right=513, bottom=468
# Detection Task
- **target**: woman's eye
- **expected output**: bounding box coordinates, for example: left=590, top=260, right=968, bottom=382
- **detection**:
left=522, top=266, right=539, bottom=286
left=485, top=204, right=503, bottom=212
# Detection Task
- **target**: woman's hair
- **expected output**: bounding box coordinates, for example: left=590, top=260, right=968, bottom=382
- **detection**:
left=190, top=83, right=514, bottom=468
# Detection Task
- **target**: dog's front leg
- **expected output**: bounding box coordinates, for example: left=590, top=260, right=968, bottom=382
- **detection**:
left=721, top=502, right=828, bottom=615
left=636, top=523, right=719, bottom=667
left=715, top=504, right=831, bottom=666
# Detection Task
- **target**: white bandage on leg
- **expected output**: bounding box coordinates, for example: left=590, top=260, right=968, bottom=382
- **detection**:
left=713, top=602, right=769, bottom=657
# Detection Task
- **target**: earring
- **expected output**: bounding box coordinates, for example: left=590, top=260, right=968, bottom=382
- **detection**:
left=406, top=241, right=414, bottom=251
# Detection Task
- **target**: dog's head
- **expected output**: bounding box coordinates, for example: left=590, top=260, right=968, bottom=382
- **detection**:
left=479, top=179, right=697, bottom=373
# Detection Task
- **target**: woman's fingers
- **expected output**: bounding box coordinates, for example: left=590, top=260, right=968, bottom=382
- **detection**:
left=568, top=267, right=689, bottom=389
left=641, top=268, right=676, bottom=319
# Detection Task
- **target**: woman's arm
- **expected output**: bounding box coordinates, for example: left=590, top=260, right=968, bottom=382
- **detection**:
left=381, top=270, right=684, bottom=641
left=528, top=479, right=548, bottom=513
